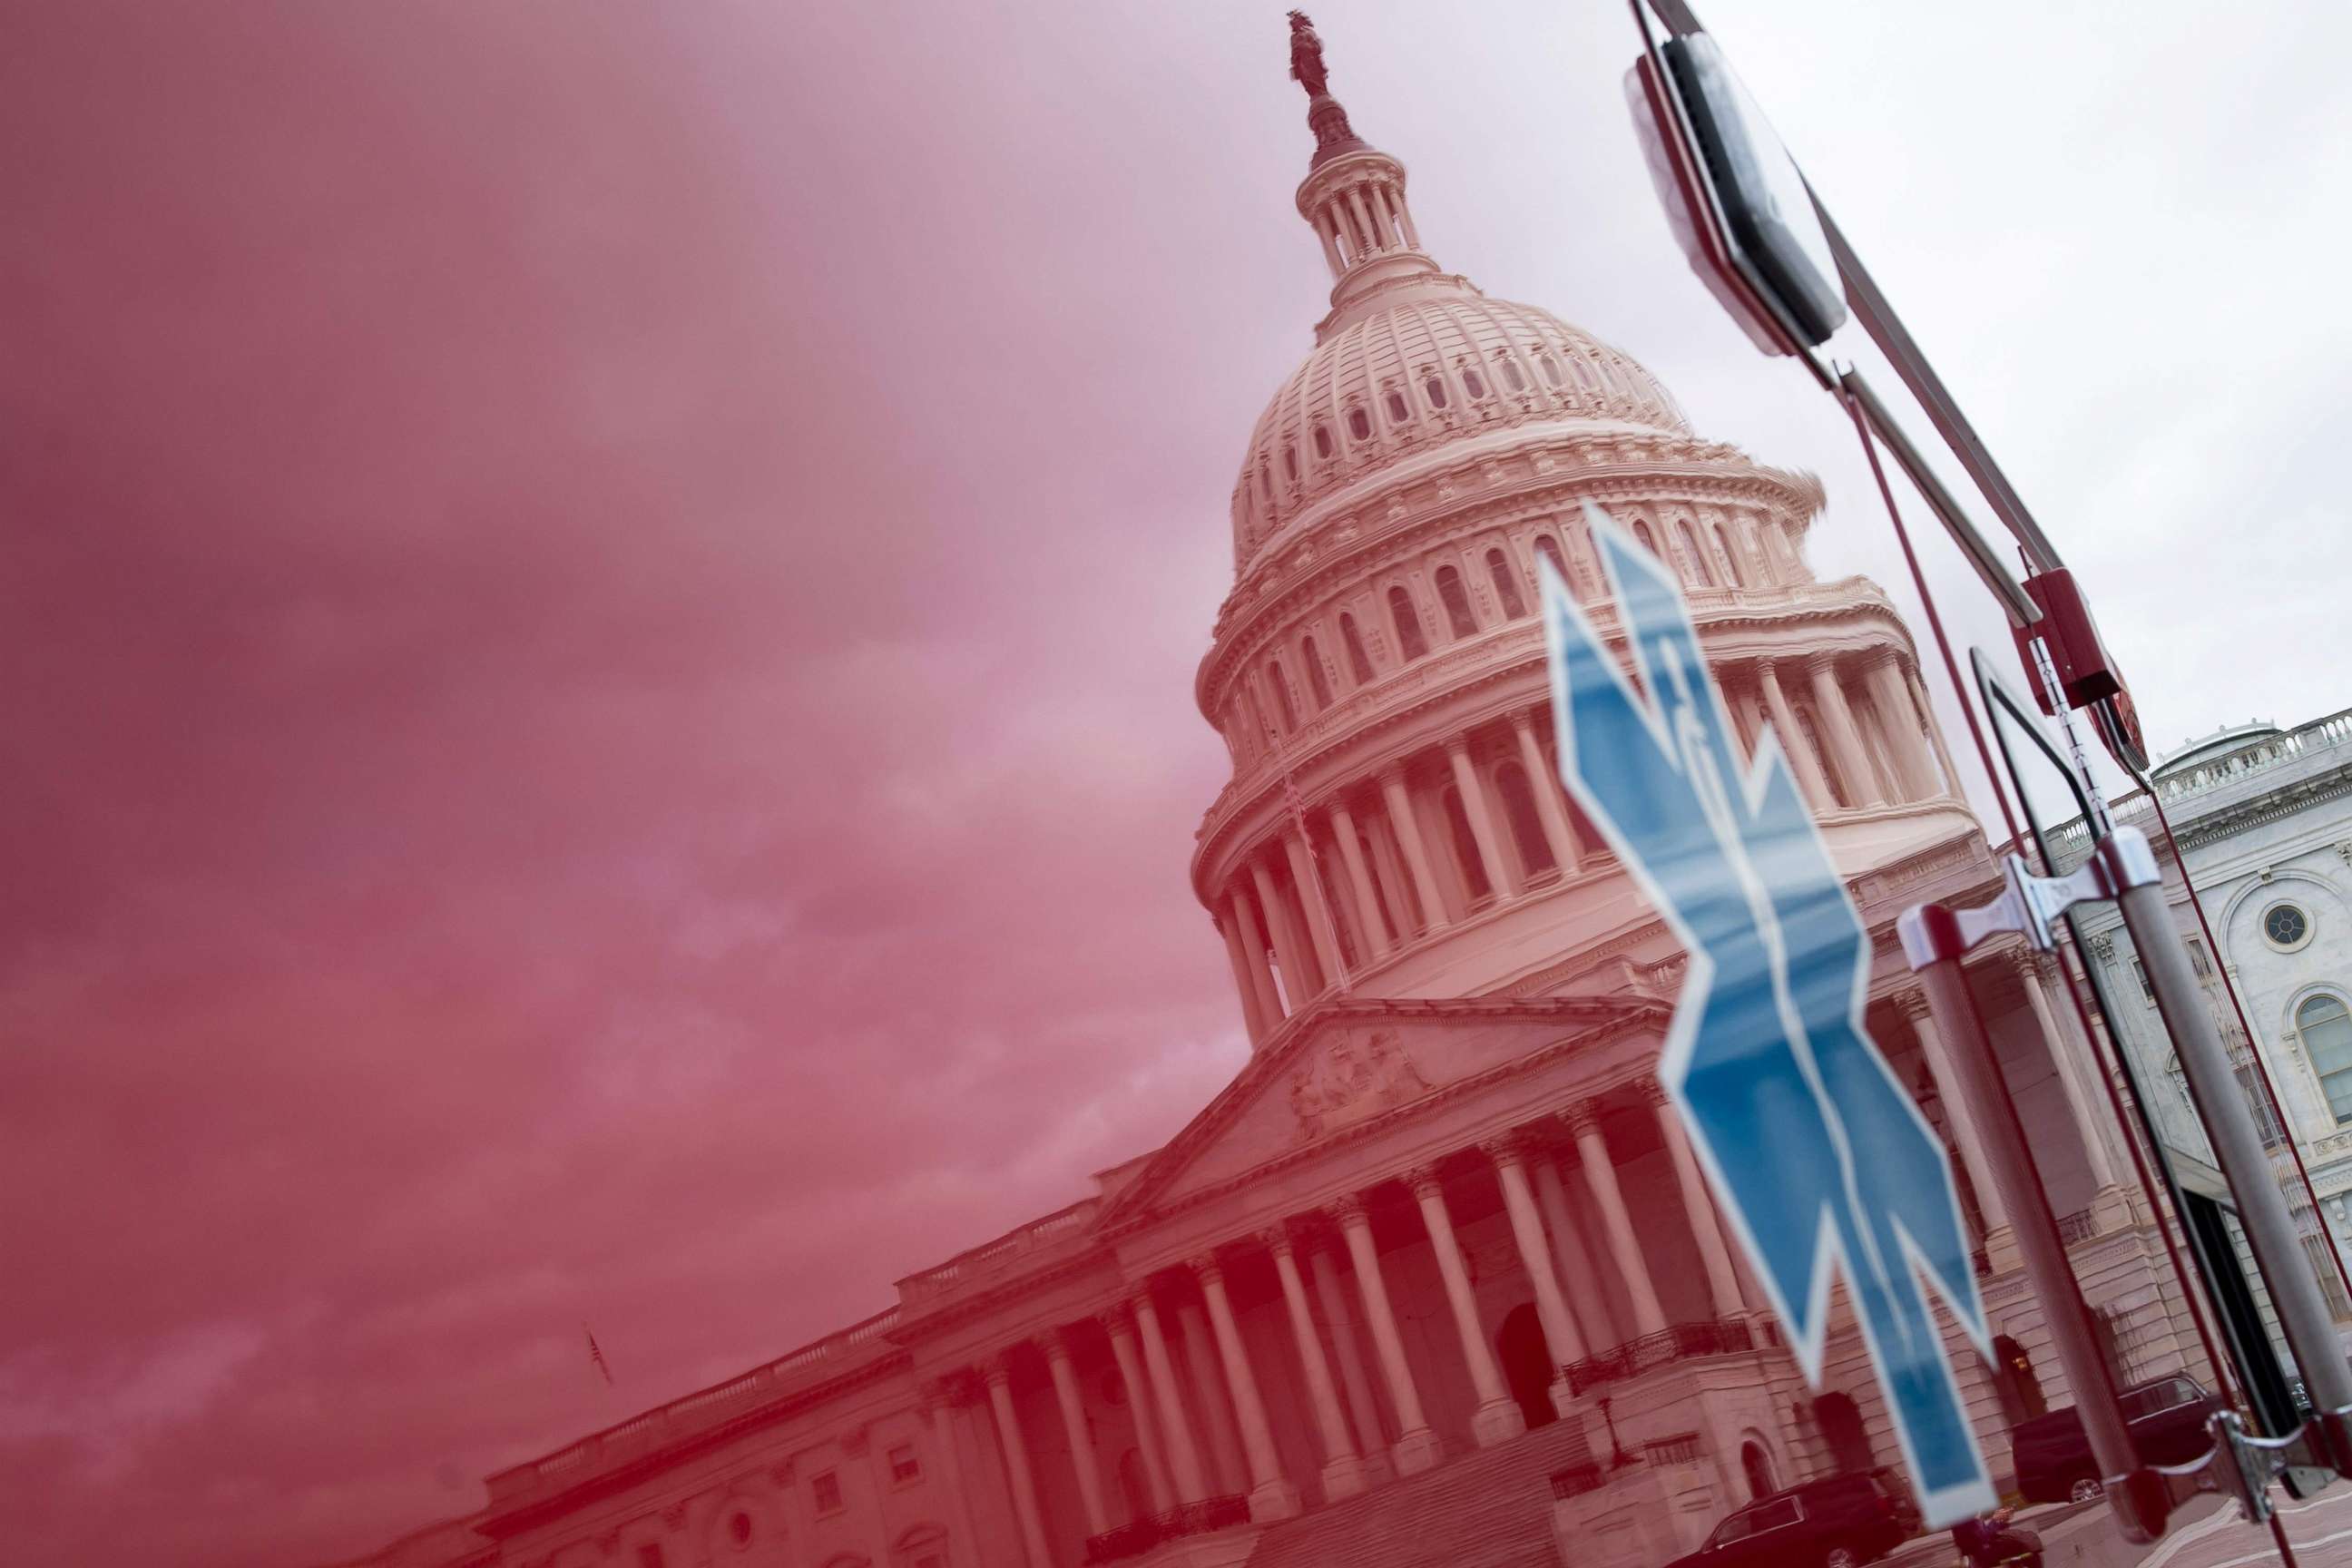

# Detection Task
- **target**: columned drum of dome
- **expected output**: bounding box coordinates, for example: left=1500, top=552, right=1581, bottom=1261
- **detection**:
left=1193, top=17, right=1976, bottom=1033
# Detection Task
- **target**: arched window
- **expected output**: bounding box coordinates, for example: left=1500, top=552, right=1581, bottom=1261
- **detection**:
left=1533, top=533, right=1569, bottom=589
left=1258, top=465, right=1272, bottom=502
left=1265, top=662, right=1297, bottom=731
left=1461, top=366, right=1487, bottom=399
left=1387, top=587, right=1427, bottom=662
left=1281, top=443, right=1298, bottom=483
left=1498, top=356, right=1527, bottom=393
left=1423, top=374, right=1449, bottom=409
left=1300, top=637, right=1333, bottom=710
left=1537, top=353, right=1563, bottom=387
left=1385, top=388, right=1411, bottom=424
left=1674, top=519, right=1714, bottom=587
left=1713, top=522, right=1745, bottom=587
left=1312, top=423, right=1333, bottom=459
left=1494, top=761, right=1557, bottom=877
left=2300, top=995, right=2352, bottom=1122
left=1485, top=548, right=1527, bottom=619
left=1441, top=785, right=1494, bottom=902
left=1632, top=518, right=1658, bottom=555
left=1435, top=565, right=1477, bottom=638
left=1346, top=406, right=1371, bottom=442
left=1339, top=613, right=1374, bottom=684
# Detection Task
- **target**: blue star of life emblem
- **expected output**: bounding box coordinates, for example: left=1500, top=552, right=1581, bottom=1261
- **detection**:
left=1540, top=502, right=1994, bottom=1525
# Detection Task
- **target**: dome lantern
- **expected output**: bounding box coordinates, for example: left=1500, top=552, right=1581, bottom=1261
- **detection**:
left=1286, top=13, right=1441, bottom=318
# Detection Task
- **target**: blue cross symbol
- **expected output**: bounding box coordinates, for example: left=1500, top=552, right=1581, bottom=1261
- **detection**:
left=1540, top=502, right=1993, bottom=1525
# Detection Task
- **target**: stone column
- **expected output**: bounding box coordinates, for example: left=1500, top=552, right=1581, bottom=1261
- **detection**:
left=1193, top=1255, right=1301, bottom=1520
left=1408, top=1166, right=1525, bottom=1446
left=1648, top=1086, right=1744, bottom=1318
left=1509, top=710, right=1580, bottom=876
left=1345, top=184, right=1380, bottom=257
left=1098, top=1307, right=1172, bottom=1512
left=1332, top=1193, right=1443, bottom=1474
left=1485, top=1136, right=1581, bottom=1416
left=1132, top=1291, right=1209, bottom=1502
left=1759, top=660, right=1837, bottom=813
left=1265, top=1229, right=1368, bottom=1499
left=1808, top=653, right=1886, bottom=808
left=1390, top=182, right=1422, bottom=249
left=1899, top=993, right=2011, bottom=1234
left=1379, top=765, right=1447, bottom=931
left=1218, top=906, right=1270, bottom=1045
left=1909, top=662, right=1965, bottom=799
left=1229, top=890, right=1286, bottom=1036
left=1313, top=211, right=1345, bottom=274
left=1328, top=799, right=1393, bottom=958
left=984, top=1353, right=1054, bottom=1568
left=1250, top=857, right=1319, bottom=1006
left=1282, top=828, right=1347, bottom=985
left=919, top=1377, right=985, bottom=1563
left=1044, top=1329, right=1112, bottom=1538
left=2017, top=955, right=2120, bottom=1191
left=1867, top=652, right=1938, bottom=800
left=1445, top=738, right=1516, bottom=897
left=1308, top=1241, right=1387, bottom=1461
left=1174, top=1300, right=1246, bottom=1498
left=1532, top=1152, right=1618, bottom=1350
left=1568, top=1102, right=1668, bottom=1337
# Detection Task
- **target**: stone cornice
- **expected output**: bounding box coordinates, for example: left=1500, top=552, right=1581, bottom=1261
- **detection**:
left=2162, top=761, right=2352, bottom=853
left=475, top=1349, right=911, bottom=1539
left=1097, top=992, right=1666, bottom=1240
left=1190, top=589, right=1916, bottom=898
left=1207, top=431, right=1823, bottom=708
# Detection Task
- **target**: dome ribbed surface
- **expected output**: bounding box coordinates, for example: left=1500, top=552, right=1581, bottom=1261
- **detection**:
left=1230, top=280, right=1690, bottom=572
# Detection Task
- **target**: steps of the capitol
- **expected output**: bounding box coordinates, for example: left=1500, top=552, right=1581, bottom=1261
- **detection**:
left=1241, top=1416, right=1594, bottom=1568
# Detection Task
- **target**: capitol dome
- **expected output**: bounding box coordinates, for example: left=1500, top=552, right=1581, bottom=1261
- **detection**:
left=1231, top=279, right=1691, bottom=572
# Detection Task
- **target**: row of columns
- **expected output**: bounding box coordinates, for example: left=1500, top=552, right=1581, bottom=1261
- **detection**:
left=1217, top=646, right=1953, bottom=1044
left=956, top=1092, right=1759, bottom=1566
left=1216, top=705, right=1585, bottom=1040
left=1310, top=173, right=1418, bottom=276
left=945, top=966, right=2119, bottom=1567
left=1739, top=649, right=1948, bottom=817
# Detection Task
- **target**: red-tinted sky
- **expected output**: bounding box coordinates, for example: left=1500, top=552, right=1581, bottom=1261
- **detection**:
left=6, top=3, right=2348, bottom=1563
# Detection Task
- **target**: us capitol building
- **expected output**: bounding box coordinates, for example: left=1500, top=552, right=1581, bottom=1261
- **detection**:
left=344, top=23, right=2218, bottom=1568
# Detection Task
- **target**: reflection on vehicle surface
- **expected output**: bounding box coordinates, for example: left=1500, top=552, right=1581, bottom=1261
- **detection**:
left=2010, top=1377, right=2219, bottom=1506
left=1661, top=1473, right=1916, bottom=1568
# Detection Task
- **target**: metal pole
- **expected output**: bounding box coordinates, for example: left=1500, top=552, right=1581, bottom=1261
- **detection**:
left=2118, top=875, right=2352, bottom=1464
left=1911, top=951, right=2160, bottom=1541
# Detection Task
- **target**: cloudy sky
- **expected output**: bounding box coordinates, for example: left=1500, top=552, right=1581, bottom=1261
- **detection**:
left=4, top=3, right=2345, bottom=1562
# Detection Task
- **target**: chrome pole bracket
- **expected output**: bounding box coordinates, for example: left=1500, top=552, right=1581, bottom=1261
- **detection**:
left=1898, top=825, right=2162, bottom=968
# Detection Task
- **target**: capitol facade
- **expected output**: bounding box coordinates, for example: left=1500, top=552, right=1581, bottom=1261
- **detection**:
left=342, top=27, right=2225, bottom=1568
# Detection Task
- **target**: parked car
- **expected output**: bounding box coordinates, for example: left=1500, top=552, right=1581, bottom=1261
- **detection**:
left=2011, top=1375, right=2220, bottom=1504
left=1663, top=1473, right=1915, bottom=1568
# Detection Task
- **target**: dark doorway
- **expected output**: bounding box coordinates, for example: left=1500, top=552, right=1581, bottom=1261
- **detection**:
left=1740, top=1439, right=1776, bottom=1499
left=1813, top=1392, right=1873, bottom=1474
left=1496, top=1303, right=1558, bottom=1429
left=1991, top=1334, right=2048, bottom=1427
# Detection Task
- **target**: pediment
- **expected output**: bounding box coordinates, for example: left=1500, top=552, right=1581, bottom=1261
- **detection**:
left=1102, top=994, right=1661, bottom=1226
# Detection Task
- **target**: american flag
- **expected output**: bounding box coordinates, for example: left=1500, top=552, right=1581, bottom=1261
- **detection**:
left=584, top=1324, right=612, bottom=1387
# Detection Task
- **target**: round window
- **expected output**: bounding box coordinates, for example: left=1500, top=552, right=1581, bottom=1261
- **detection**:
left=2265, top=903, right=2311, bottom=950
left=729, top=1511, right=753, bottom=1547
